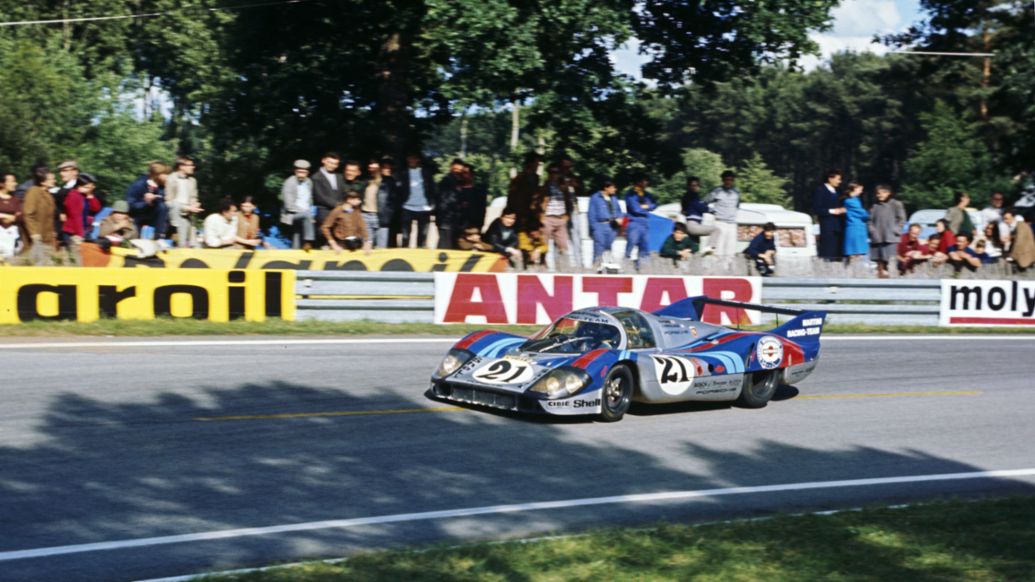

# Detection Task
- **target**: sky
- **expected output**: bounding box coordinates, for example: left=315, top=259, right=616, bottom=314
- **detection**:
left=611, top=0, right=925, bottom=78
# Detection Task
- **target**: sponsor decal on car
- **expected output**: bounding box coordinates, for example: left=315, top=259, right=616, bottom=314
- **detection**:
left=757, top=336, right=784, bottom=369
left=651, top=355, right=696, bottom=395
left=471, top=358, right=536, bottom=385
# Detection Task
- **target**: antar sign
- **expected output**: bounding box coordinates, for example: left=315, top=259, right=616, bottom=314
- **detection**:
left=940, top=279, right=1035, bottom=326
left=434, top=273, right=761, bottom=325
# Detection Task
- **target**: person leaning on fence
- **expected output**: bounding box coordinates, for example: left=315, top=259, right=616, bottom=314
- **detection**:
left=588, top=181, right=623, bottom=267
left=705, top=170, right=740, bottom=258
left=896, top=223, right=928, bottom=275
left=484, top=207, right=523, bottom=267
left=203, top=198, right=244, bottom=249
left=457, top=226, right=492, bottom=252
left=322, top=190, right=371, bottom=254
left=867, top=184, right=906, bottom=279
left=659, top=222, right=695, bottom=266
left=98, top=200, right=138, bottom=243
left=925, top=234, right=948, bottom=267
left=279, top=159, right=315, bottom=249
left=744, top=222, right=777, bottom=277
left=946, top=232, right=981, bottom=272
left=23, top=166, right=57, bottom=265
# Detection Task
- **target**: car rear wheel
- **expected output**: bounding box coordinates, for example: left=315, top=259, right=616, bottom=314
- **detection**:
left=736, top=370, right=779, bottom=408
left=599, top=365, right=633, bottom=422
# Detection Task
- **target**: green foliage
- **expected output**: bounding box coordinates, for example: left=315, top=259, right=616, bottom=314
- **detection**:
left=653, top=148, right=726, bottom=203
left=901, top=100, right=994, bottom=209
left=77, top=109, right=178, bottom=200
left=738, top=153, right=791, bottom=207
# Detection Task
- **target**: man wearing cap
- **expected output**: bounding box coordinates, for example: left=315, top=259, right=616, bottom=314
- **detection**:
left=165, top=156, right=203, bottom=247
left=279, top=159, right=315, bottom=249
left=99, top=200, right=138, bottom=241
left=61, top=173, right=103, bottom=265
left=321, top=190, right=371, bottom=253
left=54, top=161, right=80, bottom=247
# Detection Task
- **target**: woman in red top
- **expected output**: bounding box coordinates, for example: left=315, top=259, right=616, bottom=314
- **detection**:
left=934, top=218, right=955, bottom=254
left=62, top=173, right=102, bottom=264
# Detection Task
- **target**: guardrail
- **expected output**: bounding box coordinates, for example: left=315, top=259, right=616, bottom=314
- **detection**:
left=295, top=272, right=942, bottom=326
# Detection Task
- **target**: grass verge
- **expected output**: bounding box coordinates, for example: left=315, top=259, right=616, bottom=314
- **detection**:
left=202, top=496, right=1035, bottom=581
left=0, top=319, right=1034, bottom=337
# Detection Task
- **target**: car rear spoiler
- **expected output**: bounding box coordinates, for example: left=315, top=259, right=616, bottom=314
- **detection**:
left=654, top=296, right=806, bottom=320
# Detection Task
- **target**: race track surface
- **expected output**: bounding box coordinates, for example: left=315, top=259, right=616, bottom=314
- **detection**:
left=1, top=336, right=1033, bottom=581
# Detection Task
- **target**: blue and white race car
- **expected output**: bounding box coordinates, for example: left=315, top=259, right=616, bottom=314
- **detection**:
left=428, top=297, right=826, bottom=421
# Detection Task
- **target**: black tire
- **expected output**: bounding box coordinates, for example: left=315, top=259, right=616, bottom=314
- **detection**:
left=736, top=370, right=779, bottom=408
left=599, top=365, right=634, bottom=422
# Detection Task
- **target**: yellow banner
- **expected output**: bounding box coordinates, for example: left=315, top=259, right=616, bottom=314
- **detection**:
left=0, top=267, right=295, bottom=323
left=81, top=244, right=506, bottom=272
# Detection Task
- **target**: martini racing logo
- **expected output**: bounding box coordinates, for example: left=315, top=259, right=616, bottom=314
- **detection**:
left=756, top=336, right=784, bottom=369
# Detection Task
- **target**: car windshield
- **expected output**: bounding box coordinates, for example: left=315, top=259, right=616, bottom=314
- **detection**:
left=520, top=317, right=622, bottom=354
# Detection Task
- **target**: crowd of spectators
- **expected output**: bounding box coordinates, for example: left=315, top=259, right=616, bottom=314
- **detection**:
left=1, top=154, right=1033, bottom=279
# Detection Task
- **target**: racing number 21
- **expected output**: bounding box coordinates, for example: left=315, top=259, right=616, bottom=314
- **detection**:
left=656, top=356, right=690, bottom=384
left=478, top=360, right=527, bottom=383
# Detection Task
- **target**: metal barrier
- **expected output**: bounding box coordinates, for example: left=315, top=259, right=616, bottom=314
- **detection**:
left=295, top=272, right=942, bottom=326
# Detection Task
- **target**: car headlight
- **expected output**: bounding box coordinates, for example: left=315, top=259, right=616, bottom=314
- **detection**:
left=433, top=348, right=474, bottom=379
left=529, top=367, right=591, bottom=399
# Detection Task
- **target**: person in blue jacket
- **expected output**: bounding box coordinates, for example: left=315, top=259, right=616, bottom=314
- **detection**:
left=744, top=222, right=778, bottom=276
left=842, top=181, right=869, bottom=263
left=587, top=181, right=624, bottom=266
left=126, top=161, right=170, bottom=240
left=624, top=174, right=657, bottom=268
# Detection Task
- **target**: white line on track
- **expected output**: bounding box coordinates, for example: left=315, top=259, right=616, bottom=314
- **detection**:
left=0, top=335, right=1031, bottom=350
left=3, top=467, right=1034, bottom=563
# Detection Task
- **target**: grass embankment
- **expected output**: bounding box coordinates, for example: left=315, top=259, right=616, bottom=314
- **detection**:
left=204, top=496, right=1035, bottom=581
left=1, top=319, right=1035, bottom=337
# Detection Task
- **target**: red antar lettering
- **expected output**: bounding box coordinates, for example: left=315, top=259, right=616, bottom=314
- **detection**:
left=517, top=275, right=573, bottom=324
left=702, top=278, right=755, bottom=325
left=443, top=274, right=508, bottom=324
left=639, top=277, right=688, bottom=313
left=582, top=277, right=633, bottom=307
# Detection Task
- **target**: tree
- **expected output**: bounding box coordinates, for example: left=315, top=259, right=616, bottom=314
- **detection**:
left=737, top=153, right=791, bottom=207
left=653, top=148, right=726, bottom=203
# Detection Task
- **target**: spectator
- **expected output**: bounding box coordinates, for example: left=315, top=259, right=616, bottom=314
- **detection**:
left=813, top=169, right=846, bottom=261
left=680, top=176, right=716, bottom=240
left=23, top=167, right=57, bottom=265
left=972, top=240, right=996, bottom=265
left=867, top=184, right=906, bottom=278
left=435, top=159, right=467, bottom=250
left=0, top=171, right=22, bottom=259
left=312, top=152, right=344, bottom=242
left=518, top=219, right=548, bottom=268
left=507, top=152, right=541, bottom=228
left=461, top=163, right=488, bottom=232
left=235, top=195, right=265, bottom=250
left=981, top=191, right=1006, bottom=226
left=705, top=170, right=739, bottom=259
left=321, top=191, right=371, bottom=253
left=484, top=208, right=523, bottom=267
left=54, top=160, right=80, bottom=236
left=947, top=232, right=981, bottom=272
left=15, top=163, right=47, bottom=201
left=532, top=162, right=575, bottom=262
left=934, top=219, right=956, bottom=254
left=1000, top=209, right=1020, bottom=253
left=457, top=226, right=492, bottom=252
left=203, top=198, right=244, bottom=249
left=61, top=173, right=103, bottom=265
left=745, top=222, right=778, bottom=276
left=946, top=191, right=975, bottom=238
left=841, top=182, right=869, bottom=265
left=659, top=222, right=695, bottom=265
left=398, top=152, right=436, bottom=248
left=1008, top=215, right=1035, bottom=271
left=559, top=154, right=584, bottom=267
left=375, top=157, right=400, bottom=248
left=360, top=159, right=383, bottom=247
left=983, top=222, right=1005, bottom=260
left=98, top=200, right=138, bottom=242
left=588, top=181, right=623, bottom=267
left=126, top=161, right=170, bottom=240
left=896, top=224, right=929, bottom=275
left=279, top=159, right=315, bottom=250
left=926, top=234, right=949, bottom=267
left=624, top=174, right=658, bottom=268
left=165, top=156, right=203, bottom=247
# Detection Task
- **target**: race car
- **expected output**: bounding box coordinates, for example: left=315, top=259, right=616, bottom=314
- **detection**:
left=427, top=297, right=826, bottom=421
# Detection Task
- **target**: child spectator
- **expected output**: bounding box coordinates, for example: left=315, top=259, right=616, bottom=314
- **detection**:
left=868, top=184, right=906, bottom=278
left=518, top=220, right=548, bottom=268
left=842, top=182, right=869, bottom=265
left=457, top=226, right=492, bottom=252
left=98, top=200, right=138, bottom=243
left=484, top=207, right=522, bottom=267
left=896, top=224, right=929, bottom=275
left=659, top=222, right=695, bottom=265
left=23, top=166, right=57, bottom=265
left=745, top=222, right=777, bottom=276
left=972, top=240, right=996, bottom=264
left=947, top=232, right=981, bottom=272
left=321, top=191, right=370, bottom=253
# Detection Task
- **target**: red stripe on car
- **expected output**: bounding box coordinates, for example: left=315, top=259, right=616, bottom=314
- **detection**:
left=572, top=348, right=608, bottom=369
left=455, top=330, right=495, bottom=350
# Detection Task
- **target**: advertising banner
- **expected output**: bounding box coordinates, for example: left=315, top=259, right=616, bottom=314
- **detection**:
left=80, top=244, right=506, bottom=272
left=434, top=273, right=761, bottom=326
left=0, top=267, right=295, bottom=323
left=939, top=279, right=1035, bottom=326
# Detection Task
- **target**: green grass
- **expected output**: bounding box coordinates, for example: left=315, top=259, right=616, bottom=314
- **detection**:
left=0, top=319, right=1034, bottom=337
left=202, top=496, right=1035, bottom=581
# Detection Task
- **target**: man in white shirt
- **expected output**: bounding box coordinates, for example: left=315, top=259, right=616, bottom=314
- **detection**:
left=203, top=198, right=258, bottom=249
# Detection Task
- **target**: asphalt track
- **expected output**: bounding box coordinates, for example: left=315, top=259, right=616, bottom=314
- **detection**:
left=1, top=336, right=1034, bottom=581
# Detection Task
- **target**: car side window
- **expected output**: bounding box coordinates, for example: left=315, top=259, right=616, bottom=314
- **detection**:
left=613, top=311, right=656, bottom=349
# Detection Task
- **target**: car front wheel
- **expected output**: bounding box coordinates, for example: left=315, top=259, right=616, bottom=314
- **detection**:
left=599, top=365, right=634, bottom=422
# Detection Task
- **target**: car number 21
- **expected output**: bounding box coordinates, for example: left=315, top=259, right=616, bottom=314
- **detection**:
left=472, top=359, right=535, bottom=385
left=652, top=355, right=696, bottom=395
